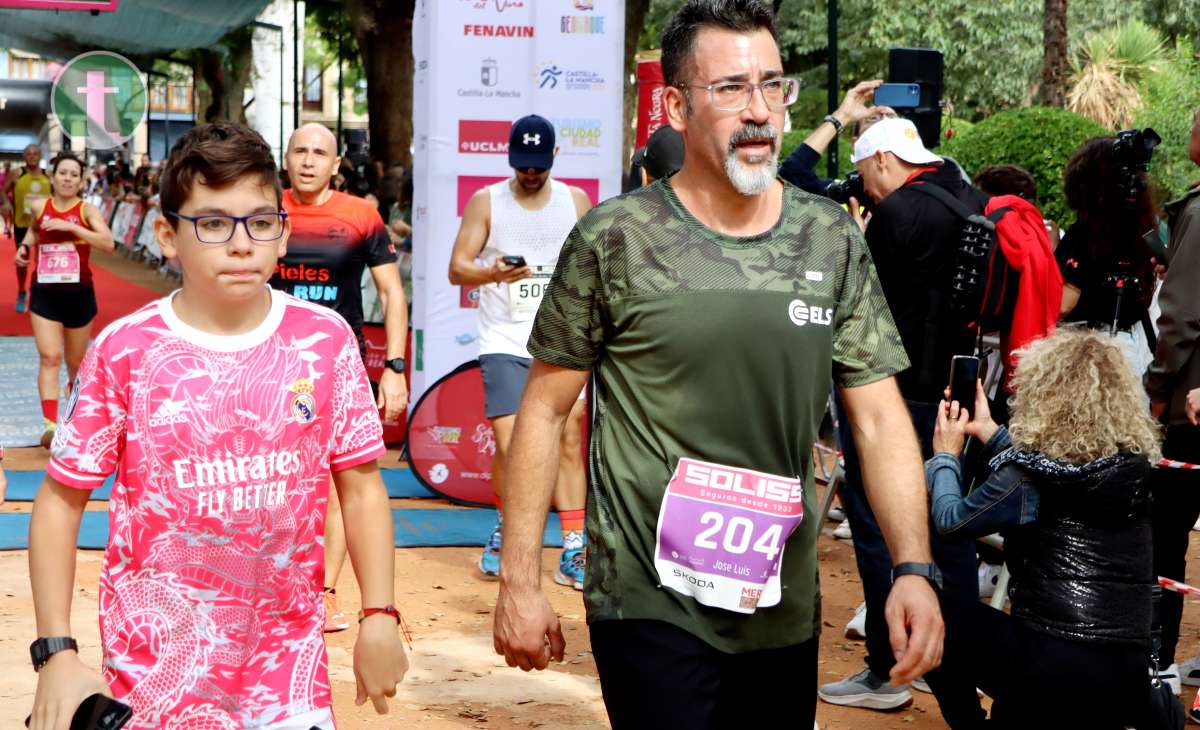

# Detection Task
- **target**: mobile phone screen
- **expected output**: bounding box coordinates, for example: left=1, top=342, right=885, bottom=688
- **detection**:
left=874, top=83, right=921, bottom=108
left=949, top=355, right=981, bottom=419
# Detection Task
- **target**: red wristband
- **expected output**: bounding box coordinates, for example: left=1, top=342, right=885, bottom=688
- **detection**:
left=358, top=605, right=400, bottom=624
left=358, top=605, right=413, bottom=648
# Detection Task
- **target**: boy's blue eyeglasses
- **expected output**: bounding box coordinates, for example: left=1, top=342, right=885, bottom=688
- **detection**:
left=166, top=210, right=288, bottom=245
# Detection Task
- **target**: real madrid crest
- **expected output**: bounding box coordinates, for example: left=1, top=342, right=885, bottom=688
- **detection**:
left=289, top=378, right=317, bottom=424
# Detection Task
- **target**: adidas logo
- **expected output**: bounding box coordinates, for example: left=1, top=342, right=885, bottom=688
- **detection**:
left=149, top=399, right=189, bottom=427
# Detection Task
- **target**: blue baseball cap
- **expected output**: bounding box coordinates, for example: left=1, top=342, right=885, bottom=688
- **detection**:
left=508, top=114, right=555, bottom=171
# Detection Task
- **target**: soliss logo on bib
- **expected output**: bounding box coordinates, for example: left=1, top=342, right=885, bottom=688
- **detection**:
left=654, top=457, right=805, bottom=614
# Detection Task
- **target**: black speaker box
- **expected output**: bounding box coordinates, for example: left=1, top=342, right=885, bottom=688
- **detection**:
left=888, top=48, right=944, bottom=149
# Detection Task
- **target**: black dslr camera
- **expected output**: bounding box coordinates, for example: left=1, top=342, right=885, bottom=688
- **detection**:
left=1111, top=127, right=1161, bottom=199
left=823, top=171, right=867, bottom=206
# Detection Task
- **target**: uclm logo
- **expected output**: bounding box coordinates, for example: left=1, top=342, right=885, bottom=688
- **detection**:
left=458, top=120, right=512, bottom=154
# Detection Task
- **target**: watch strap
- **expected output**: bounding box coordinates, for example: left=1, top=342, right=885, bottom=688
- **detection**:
left=822, top=114, right=844, bottom=134
left=892, top=561, right=943, bottom=590
left=385, top=357, right=406, bottom=374
left=30, top=636, right=78, bottom=671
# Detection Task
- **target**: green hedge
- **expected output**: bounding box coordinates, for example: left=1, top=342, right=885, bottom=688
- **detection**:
left=940, top=106, right=1107, bottom=226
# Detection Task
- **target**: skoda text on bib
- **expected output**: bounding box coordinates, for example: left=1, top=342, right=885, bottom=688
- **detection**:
left=654, top=457, right=805, bottom=614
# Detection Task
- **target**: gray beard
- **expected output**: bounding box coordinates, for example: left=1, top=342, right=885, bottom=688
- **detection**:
left=724, top=151, right=778, bottom=196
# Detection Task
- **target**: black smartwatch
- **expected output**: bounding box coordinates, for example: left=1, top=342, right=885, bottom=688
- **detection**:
left=892, top=562, right=943, bottom=590
left=384, top=357, right=406, bottom=374
left=30, top=636, right=78, bottom=671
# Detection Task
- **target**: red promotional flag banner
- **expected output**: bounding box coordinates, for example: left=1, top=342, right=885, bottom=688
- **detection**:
left=636, top=57, right=666, bottom=149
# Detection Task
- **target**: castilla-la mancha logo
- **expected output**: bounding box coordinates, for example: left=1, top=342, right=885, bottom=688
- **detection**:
left=52, top=51, right=147, bottom=150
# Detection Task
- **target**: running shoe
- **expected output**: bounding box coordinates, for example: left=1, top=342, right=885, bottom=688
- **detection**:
left=15, top=291, right=27, bottom=314
left=39, top=417, right=55, bottom=449
left=323, top=589, right=349, bottom=633
left=844, top=601, right=867, bottom=640
left=978, top=562, right=1004, bottom=598
left=1180, top=655, right=1200, bottom=687
left=555, top=530, right=586, bottom=591
left=833, top=518, right=853, bottom=540
left=818, top=668, right=912, bottom=710
left=479, top=522, right=502, bottom=577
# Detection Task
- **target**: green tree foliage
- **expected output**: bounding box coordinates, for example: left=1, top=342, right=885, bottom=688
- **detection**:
left=638, top=0, right=1194, bottom=117
left=940, top=106, right=1106, bottom=225
left=1132, top=37, right=1200, bottom=202
left=307, top=3, right=368, bottom=115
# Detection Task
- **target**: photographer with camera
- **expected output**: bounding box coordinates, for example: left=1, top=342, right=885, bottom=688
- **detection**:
left=778, top=79, right=896, bottom=195
left=817, top=117, right=984, bottom=711
left=1056, top=131, right=1163, bottom=375
left=923, top=327, right=1158, bottom=729
left=1143, top=109, right=1200, bottom=696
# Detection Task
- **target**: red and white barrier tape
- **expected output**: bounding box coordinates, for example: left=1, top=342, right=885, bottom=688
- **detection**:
left=1159, top=576, right=1200, bottom=596
left=1157, top=458, right=1200, bottom=470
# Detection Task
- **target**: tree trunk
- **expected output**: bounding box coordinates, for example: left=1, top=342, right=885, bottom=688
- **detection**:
left=622, top=0, right=653, bottom=167
left=1041, top=0, right=1069, bottom=107
left=196, top=27, right=254, bottom=124
left=345, top=0, right=415, bottom=167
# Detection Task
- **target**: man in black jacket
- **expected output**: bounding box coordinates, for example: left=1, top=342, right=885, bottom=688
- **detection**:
left=818, top=117, right=983, bottom=712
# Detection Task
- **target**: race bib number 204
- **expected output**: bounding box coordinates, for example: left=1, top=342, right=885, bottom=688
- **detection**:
left=654, top=457, right=805, bottom=614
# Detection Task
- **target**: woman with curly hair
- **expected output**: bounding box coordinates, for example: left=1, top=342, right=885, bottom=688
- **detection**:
left=1056, top=137, right=1161, bottom=373
left=921, top=327, right=1160, bottom=729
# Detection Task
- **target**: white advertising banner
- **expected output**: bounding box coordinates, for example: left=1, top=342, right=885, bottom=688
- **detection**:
left=411, top=0, right=626, bottom=400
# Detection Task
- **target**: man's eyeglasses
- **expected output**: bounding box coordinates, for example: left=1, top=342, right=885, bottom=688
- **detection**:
left=166, top=211, right=288, bottom=245
left=680, top=77, right=801, bottom=113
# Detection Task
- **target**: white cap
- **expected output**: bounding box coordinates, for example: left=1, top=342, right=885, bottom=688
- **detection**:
left=851, top=117, right=942, bottom=166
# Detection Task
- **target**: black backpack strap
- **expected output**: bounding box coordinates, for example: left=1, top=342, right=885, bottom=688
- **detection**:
left=909, top=182, right=999, bottom=229
left=1142, top=311, right=1158, bottom=354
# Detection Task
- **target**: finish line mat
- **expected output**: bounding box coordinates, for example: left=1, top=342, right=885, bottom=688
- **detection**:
left=1, top=467, right=435, bottom=502
left=0, top=508, right=562, bottom=550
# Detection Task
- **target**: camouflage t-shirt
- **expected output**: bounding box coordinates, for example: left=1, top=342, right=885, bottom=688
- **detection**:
left=529, top=178, right=909, bottom=653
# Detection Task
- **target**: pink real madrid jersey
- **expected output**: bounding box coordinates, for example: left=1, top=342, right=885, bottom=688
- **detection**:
left=47, top=287, right=386, bottom=729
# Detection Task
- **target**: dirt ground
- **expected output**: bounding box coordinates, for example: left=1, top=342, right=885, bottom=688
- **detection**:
left=4, top=443, right=1200, bottom=729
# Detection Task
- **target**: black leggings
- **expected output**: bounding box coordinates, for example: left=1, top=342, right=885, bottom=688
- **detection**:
left=925, top=593, right=1147, bottom=729
left=590, top=619, right=817, bottom=730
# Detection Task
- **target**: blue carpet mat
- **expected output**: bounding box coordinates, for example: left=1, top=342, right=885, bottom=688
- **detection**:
left=0, top=508, right=560, bottom=550
left=0, top=337, right=68, bottom=448
left=1, top=467, right=434, bottom=501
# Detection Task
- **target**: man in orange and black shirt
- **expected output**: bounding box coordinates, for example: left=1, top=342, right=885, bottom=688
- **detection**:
left=274, top=123, right=409, bottom=633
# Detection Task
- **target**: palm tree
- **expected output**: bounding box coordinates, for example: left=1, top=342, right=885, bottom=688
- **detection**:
left=1041, top=0, right=1069, bottom=107
left=1067, top=20, right=1167, bottom=129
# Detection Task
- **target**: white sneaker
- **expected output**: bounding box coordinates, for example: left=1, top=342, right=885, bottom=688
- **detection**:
left=827, top=506, right=845, bottom=522
left=833, top=518, right=853, bottom=540
left=978, top=563, right=1003, bottom=598
left=912, top=676, right=930, bottom=693
left=844, top=602, right=867, bottom=640
left=1154, top=663, right=1182, bottom=696
left=1194, top=515, right=1200, bottom=531
left=1180, top=656, right=1200, bottom=687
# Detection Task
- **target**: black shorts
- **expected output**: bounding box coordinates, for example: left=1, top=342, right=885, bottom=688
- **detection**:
left=478, top=353, right=530, bottom=419
left=590, top=619, right=818, bottom=730
left=29, top=285, right=98, bottom=329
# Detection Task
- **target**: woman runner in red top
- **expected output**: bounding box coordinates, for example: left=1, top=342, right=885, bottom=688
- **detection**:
left=14, top=152, right=115, bottom=447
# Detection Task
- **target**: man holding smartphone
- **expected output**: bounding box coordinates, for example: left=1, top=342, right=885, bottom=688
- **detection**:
left=449, top=115, right=593, bottom=586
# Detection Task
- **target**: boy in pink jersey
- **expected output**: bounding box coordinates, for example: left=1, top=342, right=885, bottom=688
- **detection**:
left=27, top=123, right=407, bottom=730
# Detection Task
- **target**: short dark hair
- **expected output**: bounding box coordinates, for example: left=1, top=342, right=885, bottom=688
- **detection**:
left=660, top=0, right=777, bottom=89
left=159, top=122, right=281, bottom=226
left=974, top=164, right=1037, bottom=201
left=49, top=151, right=83, bottom=176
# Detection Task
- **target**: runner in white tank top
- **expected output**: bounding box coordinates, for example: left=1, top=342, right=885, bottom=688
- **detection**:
left=449, top=114, right=592, bottom=589
left=477, top=177, right=578, bottom=358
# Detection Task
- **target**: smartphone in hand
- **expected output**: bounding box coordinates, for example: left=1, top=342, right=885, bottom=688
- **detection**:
left=500, top=255, right=527, bottom=268
left=26, top=693, right=132, bottom=730
left=949, top=355, right=981, bottom=419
